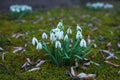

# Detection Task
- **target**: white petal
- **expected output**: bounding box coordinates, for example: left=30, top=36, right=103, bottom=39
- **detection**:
left=57, top=21, right=64, bottom=29
left=42, top=32, right=48, bottom=39
left=76, top=25, right=82, bottom=32
left=50, top=33, right=56, bottom=42
left=64, top=34, right=68, bottom=41
left=36, top=42, right=42, bottom=50
left=67, top=28, right=72, bottom=34
left=80, top=39, right=87, bottom=47
left=55, top=41, right=61, bottom=48
left=76, top=31, right=82, bottom=39
left=32, top=37, right=38, bottom=45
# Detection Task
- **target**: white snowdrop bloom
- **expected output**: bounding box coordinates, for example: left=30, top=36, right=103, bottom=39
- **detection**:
left=92, top=2, right=104, bottom=8
left=57, top=21, right=64, bottom=29
left=55, top=41, right=61, bottom=48
left=76, top=25, right=82, bottom=32
left=21, top=6, right=26, bottom=11
left=52, top=28, right=60, bottom=33
left=104, top=3, right=113, bottom=9
left=80, top=39, right=87, bottom=47
left=54, top=30, right=60, bottom=38
left=76, top=31, right=82, bottom=39
left=42, top=32, right=48, bottom=39
left=10, top=5, right=32, bottom=12
left=32, top=37, right=38, bottom=45
left=67, top=28, right=72, bottom=34
left=64, top=34, right=68, bottom=41
left=10, top=6, right=16, bottom=12
left=50, top=33, right=56, bottom=42
left=36, top=42, right=42, bottom=50
left=16, top=8, right=20, bottom=13
left=58, top=31, right=64, bottom=40
left=57, top=21, right=63, bottom=28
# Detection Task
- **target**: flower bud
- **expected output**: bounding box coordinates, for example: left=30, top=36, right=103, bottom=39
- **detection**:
left=32, top=37, right=38, bottom=45
left=80, top=39, right=87, bottom=47
left=55, top=41, right=61, bottom=48
left=42, top=32, right=48, bottom=39
left=36, top=42, right=42, bottom=50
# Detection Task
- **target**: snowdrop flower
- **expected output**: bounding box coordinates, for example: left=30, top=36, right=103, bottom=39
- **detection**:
left=104, top=3, right=113, bottom=9
left=50, top=33, right=56, bottom=42
left=57, top=21, right=64, bottom=30
left=64, top=34, right=68, bottom=41
left=55, top=41, right=61, bottom=48
left=92, top=2, right=104, bottom=8
left=36, top=42, right=42, bottom=50
left=76, top=31, right=82, bottom=39
left=76, top=25, right=82, bottom=32
left=80, top=39, right=87, bottom=47
left=10, top=5, right=32, bottom=12
left=32, top=37, right=38, bottom=45
left=67, top=28, right=72, bottom=34
left=16, top=8, right=20, bottom=13
left=52, top=28, right=60, bottom=33
left=58, top=31, right=64, bottom=40
left=42, top=32, right=48, bottom=39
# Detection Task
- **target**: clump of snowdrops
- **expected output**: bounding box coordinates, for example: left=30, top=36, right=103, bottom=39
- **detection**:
left=10, top=4, right=32, bottom=19
left=86, top=2, right=113, bottom=10
left=32, top=21, right=93, bottom=66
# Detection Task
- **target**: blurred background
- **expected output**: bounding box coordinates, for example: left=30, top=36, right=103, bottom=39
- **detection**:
left=0, top=0, right=120, bottom=12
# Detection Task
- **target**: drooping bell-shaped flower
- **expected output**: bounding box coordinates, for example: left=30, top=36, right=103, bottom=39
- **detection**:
left=57, top=21, right=64, bottom=30
left=42, top=32, right=48, bottom=39
left=80, top=39, right=87, bottom=47
left=64, top=34, right=69, bottom=41
left=32, top=37, right=38, bottom=45
left=76, top=31, right=82, bottom=39
left=55, top=41, right=61, bottom=48
left=50, top=32, right=56, bottom=42
left=36, top=42, right=42, bottom=50
left=67, top=28, right=72, bottom=34
left=52, top=28, right=60, bottom=33
left=76, top=25, right=82, bottom=32
left=58, top=31, right=64, bottom=40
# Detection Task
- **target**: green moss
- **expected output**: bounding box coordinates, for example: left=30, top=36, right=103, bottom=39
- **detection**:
left=0, top=7, right=120, bottom=80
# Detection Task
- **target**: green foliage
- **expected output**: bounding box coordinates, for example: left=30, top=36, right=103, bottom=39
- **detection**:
left=10, top=10, right=31, bottom=19
left=35, top=22, right=93, bottom=66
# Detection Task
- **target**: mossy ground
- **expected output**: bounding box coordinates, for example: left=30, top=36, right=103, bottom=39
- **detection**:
left=0, top=7, right=120, bottom=80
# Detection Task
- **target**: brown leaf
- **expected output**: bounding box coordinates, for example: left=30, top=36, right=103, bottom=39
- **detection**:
left=105, top=60, right=120, bottom=67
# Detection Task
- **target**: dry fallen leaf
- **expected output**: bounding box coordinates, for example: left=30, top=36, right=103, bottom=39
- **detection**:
left=71, top=67, right=75, bottom=77
left=105, top=60, right=120, bottom=67
left=13, top=47, right=26, bottom=53
left=27, top=68, right=40, bottom=72
left=87, top=35, right=91, bottom=44
left=2, top=52, right=5, bottom=61
left=20, top=58, right=45, bottom=72
left=0, top=47, right=4, bottom=51
left=100, top=50, right=118, bottom=60
left=67, top=67, right=96, bottom=80
left=83, top=58, right=100, bottom=67
left=12, top=33, right=26, bottom=38
left=36, top=60, right=45, bottom=67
